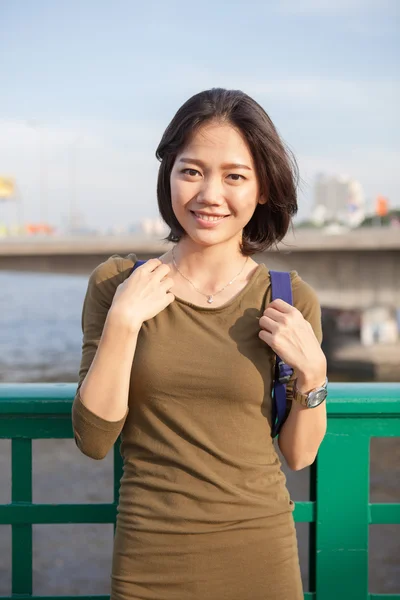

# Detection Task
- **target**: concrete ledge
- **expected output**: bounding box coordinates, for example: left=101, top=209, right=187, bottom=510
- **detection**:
left=0, top=227, right=399, bottom=256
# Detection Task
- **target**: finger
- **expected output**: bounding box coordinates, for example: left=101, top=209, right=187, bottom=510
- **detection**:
left=151, top=263, right=172, bottom=282
left=160, top=277, right=174, bottom=293
left=131, top=260, right=170, bottom=282
left=166, top=292, right=175, bottom=305
left=262, top=307, right=288, bottom=323
left=139, top=258, right=163, bottom=272
left=258, top=329, right=272, bottom=344
left=259, top=315, right=279, bottom=333
left=267, top=298, right=293, bottom=312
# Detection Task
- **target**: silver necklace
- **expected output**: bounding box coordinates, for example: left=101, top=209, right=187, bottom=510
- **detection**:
left=171, top=247, right=249, bottom=304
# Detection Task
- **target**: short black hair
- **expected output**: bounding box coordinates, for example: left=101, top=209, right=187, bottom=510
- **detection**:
left=156, top=88, right=298, bottom=255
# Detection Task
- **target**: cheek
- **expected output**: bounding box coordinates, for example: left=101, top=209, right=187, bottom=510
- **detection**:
left=235, top=184, right=259, bottom=214
left=170, top=178, right=196, bottom=210
left=169, top=176, right=183, bottom=212
left=169, top=182, right=192, bottom=228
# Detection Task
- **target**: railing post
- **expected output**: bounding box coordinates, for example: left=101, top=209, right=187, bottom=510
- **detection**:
left=315, top=426, right=370, bottom=600
left=11, top=438, right=33, bottom=595
left=113, top=440, right=123, bottom=533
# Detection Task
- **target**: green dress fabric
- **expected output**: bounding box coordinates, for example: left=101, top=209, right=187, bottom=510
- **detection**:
left=72, top=253, right=323, bottom=600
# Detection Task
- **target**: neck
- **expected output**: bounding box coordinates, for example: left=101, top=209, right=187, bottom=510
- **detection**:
left=172, top=238, right=248, bottom=291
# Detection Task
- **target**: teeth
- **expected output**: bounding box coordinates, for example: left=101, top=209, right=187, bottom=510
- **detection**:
left=194, top=213, right=225, bottom=222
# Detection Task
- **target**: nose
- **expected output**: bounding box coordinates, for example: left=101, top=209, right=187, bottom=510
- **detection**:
left=196, top=175, right=225, bottom=206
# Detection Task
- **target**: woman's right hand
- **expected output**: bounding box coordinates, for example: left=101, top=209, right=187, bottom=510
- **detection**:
left=108, top=259, right=175, bottom=332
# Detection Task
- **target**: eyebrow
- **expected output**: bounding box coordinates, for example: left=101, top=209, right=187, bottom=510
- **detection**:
left=179, top=157, right=252, bottom=170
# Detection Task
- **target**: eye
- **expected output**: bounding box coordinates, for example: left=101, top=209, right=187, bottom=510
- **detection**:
left=181, top=168, right=201, bottom=177
left=227, top=174, right=245, bottom=181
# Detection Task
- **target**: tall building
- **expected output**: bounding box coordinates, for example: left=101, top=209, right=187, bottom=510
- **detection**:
left=312, top=174, right=365, bottom=227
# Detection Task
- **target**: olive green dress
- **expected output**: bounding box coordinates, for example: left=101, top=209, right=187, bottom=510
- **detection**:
left=72, top=253, right=323, bottom=600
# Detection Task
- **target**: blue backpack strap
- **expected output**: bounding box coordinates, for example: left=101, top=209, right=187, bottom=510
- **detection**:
left=269, top=271, right=294, bottom=438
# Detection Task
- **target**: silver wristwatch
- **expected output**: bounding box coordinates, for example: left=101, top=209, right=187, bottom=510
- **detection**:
left=293, top=377, right=328, bottom=408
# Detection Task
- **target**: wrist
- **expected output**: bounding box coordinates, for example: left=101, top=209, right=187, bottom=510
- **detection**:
left=106, top=308, right=142, bottom=337
left=295, top=354, right=326, bottom=390
left=295, top=368, right=327, bottom=394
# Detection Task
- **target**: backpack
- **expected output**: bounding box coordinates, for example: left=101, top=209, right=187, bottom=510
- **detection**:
left=131, top=261, right=293, bottom=438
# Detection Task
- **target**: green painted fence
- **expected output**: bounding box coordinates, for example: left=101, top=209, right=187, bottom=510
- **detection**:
left=0, top=382, right=399, bottom=600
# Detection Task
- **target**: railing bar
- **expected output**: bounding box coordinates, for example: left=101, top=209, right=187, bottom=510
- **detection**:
left=308, top=460, right=317, bottom=593
left=11, top=438, right=33, bottom=595
left=369, top=503, right=400, bottom=524
left=293, top=501, right=315, bottom=523
left=369, top=595, right=400, bottom=600
left=0, top=501, right=319, bottom=525
left=1, top=381, right=399, bottom=410
left=0, top=596, right=314, bottom=600
left=0, top=417, right=74, bottom=440
left=0, top=503, right=117, bottom=524
left=0, top=596, right=110, bottom=600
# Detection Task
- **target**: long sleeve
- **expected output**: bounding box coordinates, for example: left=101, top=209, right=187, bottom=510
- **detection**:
left=72, top=253, right=137, bottom=459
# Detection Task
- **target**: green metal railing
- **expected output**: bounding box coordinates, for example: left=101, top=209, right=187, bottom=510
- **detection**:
left=0, top=382, right=399, bottom=600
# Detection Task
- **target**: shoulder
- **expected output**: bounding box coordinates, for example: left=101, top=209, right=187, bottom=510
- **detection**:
left=264, top=267, right=319, bottom=310
left=85, top=253, right=138, bottom=305
left=289, top=271, right=320, bottom=310
left=89, top=253, right=138, bottom=285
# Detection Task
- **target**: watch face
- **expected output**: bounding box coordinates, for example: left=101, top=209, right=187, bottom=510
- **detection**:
left=307, top=388, right=328, bottom=408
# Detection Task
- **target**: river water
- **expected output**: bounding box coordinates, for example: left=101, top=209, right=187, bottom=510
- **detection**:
left=0, top=271, right=87, bottom=383
left=0, top=271, right=399, bottom=594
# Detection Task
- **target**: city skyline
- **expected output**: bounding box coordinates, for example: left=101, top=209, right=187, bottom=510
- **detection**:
left=0, top=0, right=398, bottom=230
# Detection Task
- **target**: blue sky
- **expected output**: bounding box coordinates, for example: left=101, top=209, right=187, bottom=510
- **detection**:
left=0, top=0, right=398, bottom=230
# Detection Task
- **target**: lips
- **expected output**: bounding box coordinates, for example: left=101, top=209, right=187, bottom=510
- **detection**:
left=191, top=211, right=229, bottom=221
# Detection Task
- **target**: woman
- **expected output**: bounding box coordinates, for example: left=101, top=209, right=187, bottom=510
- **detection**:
left=72, top=88, right=328, bottom=600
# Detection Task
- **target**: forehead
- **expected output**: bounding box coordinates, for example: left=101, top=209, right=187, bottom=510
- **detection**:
left=181, top=122, right=253, bottom=160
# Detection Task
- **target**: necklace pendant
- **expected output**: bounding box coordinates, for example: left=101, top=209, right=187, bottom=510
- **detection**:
left=207, top=295, right=213, bottom=304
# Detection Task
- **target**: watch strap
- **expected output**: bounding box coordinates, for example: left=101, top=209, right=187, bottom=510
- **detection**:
left=293, top=377, right=328, bottom=407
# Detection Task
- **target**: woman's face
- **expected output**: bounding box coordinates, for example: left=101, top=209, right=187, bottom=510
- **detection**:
left=170, top=121, right=266, bottom=249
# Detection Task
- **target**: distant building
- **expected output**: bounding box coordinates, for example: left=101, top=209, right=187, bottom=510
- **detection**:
left=312, top=174, right=365, bottom=228
left=361, top=306, right=399, bottom=345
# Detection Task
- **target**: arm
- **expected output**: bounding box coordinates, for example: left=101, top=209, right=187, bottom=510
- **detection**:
left=72, top=255, right=175, bottom=460
left=72, top=320, right=141, bottom=460
left=278, top=369, right=327, bottom=471
left=259, top=274, right=327, bottom=471
left=72, top=256, right=140, bottom=460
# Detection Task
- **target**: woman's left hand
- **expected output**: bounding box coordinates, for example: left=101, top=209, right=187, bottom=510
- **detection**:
left=259, top=298, right=326, bottom=379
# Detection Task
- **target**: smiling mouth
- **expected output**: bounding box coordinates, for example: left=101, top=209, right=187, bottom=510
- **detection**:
left=191, top=211, right=229, bottom=222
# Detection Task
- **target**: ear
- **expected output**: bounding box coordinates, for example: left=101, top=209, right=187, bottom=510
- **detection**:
left=258, top=194, right=267, bottom=206
left=258, top=182, right=269, bottom=206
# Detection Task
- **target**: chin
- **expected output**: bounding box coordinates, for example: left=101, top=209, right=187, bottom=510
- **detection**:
left=188, top=231, right=243, bottom=249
